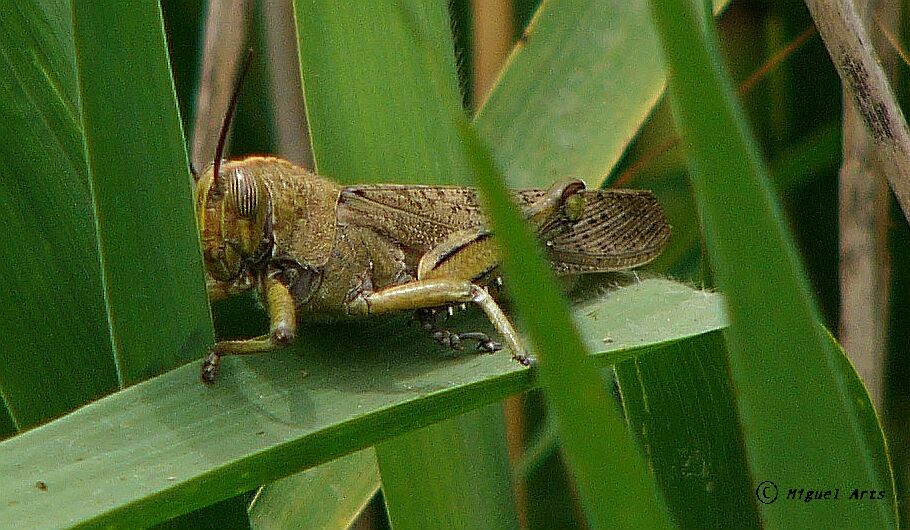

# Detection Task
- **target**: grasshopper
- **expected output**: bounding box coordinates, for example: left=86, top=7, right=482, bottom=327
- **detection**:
left=194, top=60, right=670, bottom=384
left=195, top=156, right=670, bottom=382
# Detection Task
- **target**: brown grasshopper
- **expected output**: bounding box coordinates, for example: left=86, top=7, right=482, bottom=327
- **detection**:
left=194, top=59, right=670, bottom=384
left=195, top=156, right=669, bottom=383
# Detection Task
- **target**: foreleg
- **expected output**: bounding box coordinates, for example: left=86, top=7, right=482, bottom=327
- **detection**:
left=201, top=275, right=297, bottom=383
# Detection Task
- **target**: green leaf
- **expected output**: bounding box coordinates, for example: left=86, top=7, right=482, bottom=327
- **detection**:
left=248, top=449, right=380, bottom=529
left=294, top=0, right=470, bottom=185
left=517, top=416, right=585, bottom=529
left=616, top=332, right=760, bottom=528
left=475, top=0, right=661, bottom=187
left=0, top=279, right=722, bottom=528
left=0, top=3, right=225, bottom=527
left=72, top=1, right=212, bottom=384
left=376, top=408, right=519, bottom=529
left=513, top=415, right=559, bottom=483
left=648, top=1, right=896, bottom=526
left=0, top=0, right=118, bottom=428
left=291, top=3, right=515, bottom=527
left=156, top=495, right=252, bottom=530
left=474, top=0, right=731, bottom=188
left=457, top=119, right=673, bottom=527
left=73, top=4, right=237, bottom=526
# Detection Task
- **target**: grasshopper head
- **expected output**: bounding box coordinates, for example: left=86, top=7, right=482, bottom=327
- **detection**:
left=195, top=160, right=273, bottom=283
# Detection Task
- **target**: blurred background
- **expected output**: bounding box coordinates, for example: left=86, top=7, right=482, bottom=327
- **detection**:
left=158, top=0, right=909, bottom=526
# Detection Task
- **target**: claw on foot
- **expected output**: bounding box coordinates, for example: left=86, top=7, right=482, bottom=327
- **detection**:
left=201, top=352, right=221, bottom=384
left=513, top=353, right=537, bottom=367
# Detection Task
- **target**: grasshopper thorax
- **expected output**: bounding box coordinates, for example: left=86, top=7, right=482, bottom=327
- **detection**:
left=195, top=160, right=274, bottom=283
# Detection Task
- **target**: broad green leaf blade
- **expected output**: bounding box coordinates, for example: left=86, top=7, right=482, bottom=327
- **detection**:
left=292, top=3, right=513, bottom=528
left=575, top=278, right=725, bottom=348
left=0, top=279, right=721, bottom=528
left=72, top=1, right=213, bottom=384
left=0, top=0, right=118, bottom=427
left=475, top=0, right=731, bottom=188
left=648, top=1, right=896, bottom=527
left=249, top=449, right=380, bottom=530
left=616, top=332, right=760, bottom=528
left=293, top=0, right=470, bottom=185
left=376, top=407, right=519, bottom=530
left=73, top=4, right=245, bottom=523
left=456, top=121, right=672, bottom=528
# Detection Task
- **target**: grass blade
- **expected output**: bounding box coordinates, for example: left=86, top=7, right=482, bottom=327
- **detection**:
left=0, top=0, right=119, bottom=428
left=292, top=3, right=515, bottom=527
left=293, top=1, right=469, bottom=185
left=648, top=1, right=896, bottom=526
left=475, top=0, right=731, bottom=188
left=377, top=410, right=519, bottom=529
left=0, top=279, right=720, bottom=527
left=616, top=332, right=760, bottom=528
left=72, top=1, right=213, bottom=385
left=455, top=120, right=673, bottom=528
left=249, top=449, right=380, bottom=529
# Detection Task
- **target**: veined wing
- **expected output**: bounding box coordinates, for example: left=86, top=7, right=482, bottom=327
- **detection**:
left=338, top=184, right=669, bottom=274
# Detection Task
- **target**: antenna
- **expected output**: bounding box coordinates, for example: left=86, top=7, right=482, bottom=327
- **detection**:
left=211, top=48, right=255, bottom=194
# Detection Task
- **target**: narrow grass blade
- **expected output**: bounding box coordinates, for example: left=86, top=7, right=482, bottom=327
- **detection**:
left=0, top=0, right=119, bottom=428
left=648, top=1, right=896, bottom=526
left=475, top=0, right=731, bottom=188
left=0, top=279, right=720, bottom=528
left=249, top=449, right=380, bottom=530
left=377, top=408, right=519, bottom=530
left=72, top=1, right=213, bottom=385
left=616, top=332, right=760, bottom=528
left=291, top=3, right=514, bottom=527
left=293, top=0, right=470, bottom=185
left=74, top=7, right=242, bottom=527
left=455, top=120, right=673, bottom=528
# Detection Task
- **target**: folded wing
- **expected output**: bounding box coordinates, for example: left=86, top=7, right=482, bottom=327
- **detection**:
left=337, top=185, right=670, bottom=274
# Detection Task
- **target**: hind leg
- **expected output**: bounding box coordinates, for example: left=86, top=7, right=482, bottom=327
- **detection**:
left=347, top=279, right=531, bottom=365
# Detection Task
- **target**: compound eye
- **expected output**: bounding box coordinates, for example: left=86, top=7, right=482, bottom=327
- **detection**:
left=230, top=168, right=259, bottom=219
